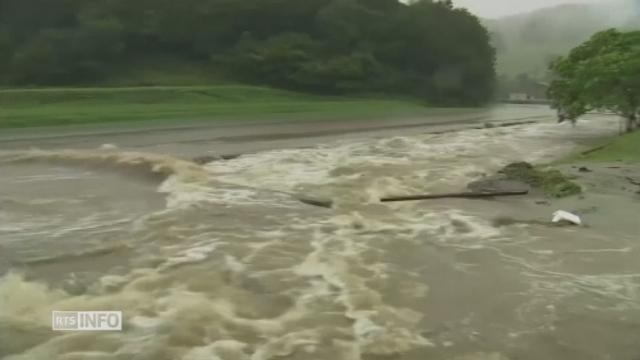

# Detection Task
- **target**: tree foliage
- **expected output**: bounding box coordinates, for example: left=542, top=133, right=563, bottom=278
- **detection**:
left=0, top=0, right=495, bottom=105
left=548, top=29, right=640, bottom=131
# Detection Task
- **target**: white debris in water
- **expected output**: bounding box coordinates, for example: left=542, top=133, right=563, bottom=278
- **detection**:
left=552, top=210, right=582, bottom=225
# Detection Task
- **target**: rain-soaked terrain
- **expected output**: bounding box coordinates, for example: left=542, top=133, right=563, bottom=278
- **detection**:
left=1, top=105, right=639, bottom=360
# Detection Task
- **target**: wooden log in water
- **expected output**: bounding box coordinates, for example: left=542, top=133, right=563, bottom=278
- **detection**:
left=380, top=190, right=529, bottom=203
left=297, top=197, right=334, bottom=208
left=581, top=144, right=610, bottom=155
left=297, top=190, right=529, bottom=208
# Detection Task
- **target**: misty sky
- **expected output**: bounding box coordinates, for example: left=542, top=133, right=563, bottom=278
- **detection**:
left=454, top=0, right=604, bottom=18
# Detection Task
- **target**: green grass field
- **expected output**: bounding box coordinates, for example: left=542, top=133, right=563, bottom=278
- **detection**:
left=568, top=131, right=640, bottom=163
left=0, top=85, right=434, bottom=129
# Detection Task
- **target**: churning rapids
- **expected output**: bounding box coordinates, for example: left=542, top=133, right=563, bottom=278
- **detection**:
left=1, top=107, right=639, bottom=360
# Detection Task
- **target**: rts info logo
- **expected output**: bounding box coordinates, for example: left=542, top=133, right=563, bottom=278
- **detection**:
left=52, top=311, right=122, bottom=331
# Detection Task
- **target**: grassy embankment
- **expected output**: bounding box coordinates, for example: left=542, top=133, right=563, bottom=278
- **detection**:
left=567, top=131, right=640, bottom=164
left=0, top=85, right=434, bottom=129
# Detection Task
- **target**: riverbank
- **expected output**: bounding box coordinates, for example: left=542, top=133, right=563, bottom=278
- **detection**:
left=0, top=85, right=434, bottom=129
left=0, top=104, right=554, bottom=159
left=555, top=130, right=640, bottom=222
left=564, top=130, right=640, bottom=164
left=490, top=130, right=640, bottom=200
left=485, top=129, right=639, bottom=231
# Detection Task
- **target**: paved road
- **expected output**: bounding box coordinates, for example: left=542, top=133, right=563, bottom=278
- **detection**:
left=0, top=104, right=555, bottom=157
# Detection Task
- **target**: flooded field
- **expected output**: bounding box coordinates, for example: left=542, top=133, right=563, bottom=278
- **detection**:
left=1, top=106, right=639, bottom=360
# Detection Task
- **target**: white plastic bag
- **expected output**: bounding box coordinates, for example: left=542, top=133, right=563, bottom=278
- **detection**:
left=552, top=210, right=582, bottom=225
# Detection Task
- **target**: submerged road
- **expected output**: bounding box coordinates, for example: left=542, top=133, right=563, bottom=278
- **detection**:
left=0, top=104, right=555, bottom=156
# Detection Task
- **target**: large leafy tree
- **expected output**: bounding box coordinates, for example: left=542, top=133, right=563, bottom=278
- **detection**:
left=548, top=29, right=640, bottom=132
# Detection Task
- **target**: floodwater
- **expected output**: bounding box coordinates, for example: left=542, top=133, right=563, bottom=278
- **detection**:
left=1, top=106, right=639, bottom=360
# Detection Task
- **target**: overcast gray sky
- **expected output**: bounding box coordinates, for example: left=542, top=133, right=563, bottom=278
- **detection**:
left=454, top=0, right=602, bottom=18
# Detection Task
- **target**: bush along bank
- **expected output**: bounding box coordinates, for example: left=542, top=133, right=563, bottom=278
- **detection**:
left=499, top=162, right=582, bottom=198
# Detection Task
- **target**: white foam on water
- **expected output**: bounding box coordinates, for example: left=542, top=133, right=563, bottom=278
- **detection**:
left=526, top=271, right=640, bottom=310
left=0, top=273, right=67, bottom=325
left=99, top=144, right=119, bottom=151
left=203, top=116, right=621, bottom=206
left=158, top=243, right=218, bottom=271
left=205, top=147, right=342, bottom=192
left=452, top=352, right=511, bottom=360
left=182, top=340, right=249, bottom=360
left=289, top=213, right=438, bottom=355
left=225, top=255, right=247, bottom=274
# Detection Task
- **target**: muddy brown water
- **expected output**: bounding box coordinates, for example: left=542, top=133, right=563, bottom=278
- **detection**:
left=1, top=105, right=639, bottom=360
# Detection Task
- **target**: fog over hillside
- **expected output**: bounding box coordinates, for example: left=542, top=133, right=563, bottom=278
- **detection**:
left=486, top=0, right=640, bottom=79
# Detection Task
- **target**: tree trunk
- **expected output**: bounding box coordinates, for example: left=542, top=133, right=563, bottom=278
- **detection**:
left=625, top=114, right=636, bottom=133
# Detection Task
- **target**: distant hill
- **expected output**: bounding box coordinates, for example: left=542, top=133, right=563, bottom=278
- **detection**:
left=486, top=0, right=640, bottom=79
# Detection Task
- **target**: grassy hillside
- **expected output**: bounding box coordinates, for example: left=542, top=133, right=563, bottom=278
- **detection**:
left=0, top=85, right=434, bottom=129
left=487, top=1, right=639, bottom=78
left=0, top=0, right=495, bottom=105
left=100, top=57, right=233, bottom=87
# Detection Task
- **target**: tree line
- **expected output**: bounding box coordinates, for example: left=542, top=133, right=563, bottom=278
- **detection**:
left=0, top=0, right=496, bottom=105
